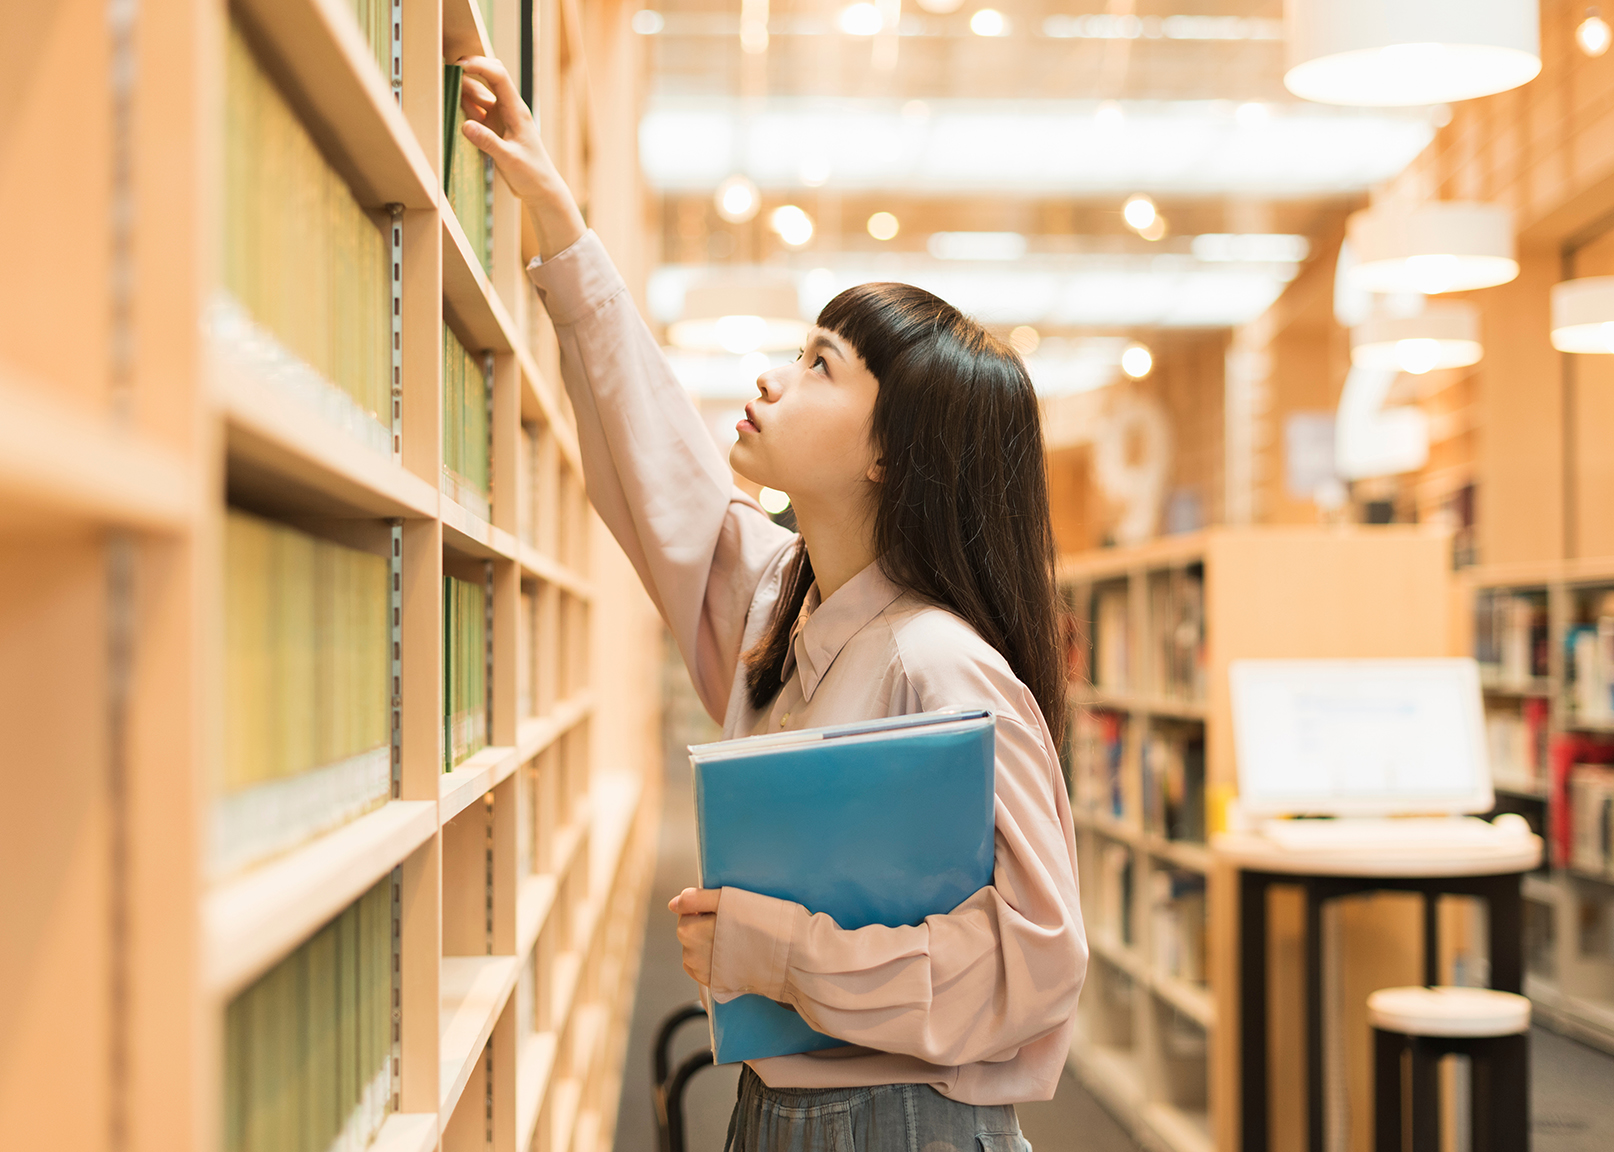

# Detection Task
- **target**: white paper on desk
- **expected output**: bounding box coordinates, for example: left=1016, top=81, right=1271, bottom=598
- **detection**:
left=1231, top=658, right=1491, bottom=817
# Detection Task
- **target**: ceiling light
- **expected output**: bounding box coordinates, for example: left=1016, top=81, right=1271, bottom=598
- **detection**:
left=1009, top=326, right=1041, bottom=355
left=1139, top=216, right=1167, bottom=242
left=759, top=487, right=792, bottom=514
left=1122, top=194, right=1157, bottom=231
left=1094, top=100, right=1125, bottom=129
left=916, top=0, right=964, bottom=12
left=668, top=280, right=808, bottom=353
left=1121, top=343, right=1153, bottom=378
left=867, top=211, right=900, bottom=240
left=840, top=3, right=883, bottom=36
left=1192, top=234, right=1312, bottom=262
left=1580, top=9, right=1613, bottom=56
left=1350, top=303, right=1482, bottom=373
left=1551, top=276, right=1614, bottom=351
left=630, top=9, right=664, bottom=35
left=1346, top=201, right=1517, bottom=294
left=1283, top=0, right=1541, bottom=106
left=970, top=8, right=1007, bottom=37
left=714, top=174, right=760, bottom=223
left=770, top=205, right=814, bottom=247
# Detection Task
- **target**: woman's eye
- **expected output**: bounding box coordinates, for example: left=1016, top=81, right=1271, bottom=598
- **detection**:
left=813, top=355, right=827, bottom=371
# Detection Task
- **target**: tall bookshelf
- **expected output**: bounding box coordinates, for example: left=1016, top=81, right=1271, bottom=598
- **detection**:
left=0, top=1, right=658, bottom=1151
left=1464, top=558, right=1614, bottom=1056
left=1058, top=526, right=1453, bottom=1152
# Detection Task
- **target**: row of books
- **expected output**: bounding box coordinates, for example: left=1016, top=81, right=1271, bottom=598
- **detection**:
left=443, top=324, right=492, bottom=521
left=1095, top=842, right=1134, bottom=947
left=223, top=876, right=393, bottom=1152
left=1569, top=763, right=1614, bottom=880
left=1566, top=602, right=1614, bottom=723
left=1485, top=699, right=1549, bottom=789
left=1091, top=585, right=1129, bottom=692
left=443, top=64, right=491, bottom=269
left=1149, top=871, right=1207, bottom=985
left=1474, top=589, right=1550, bottom=686
left=444, top=573, right=489, bottom=772
left=221, top=20, right=391, bottom=455
left=1146, top=570, right=1206, bottom=701
left=219, top=511, right=390, bottom=877
left=342, top=0, right=392, bottom=80
left=1071, top=709, right=1125, bottom=820
left=1141, top=727, right=1206, bottom=843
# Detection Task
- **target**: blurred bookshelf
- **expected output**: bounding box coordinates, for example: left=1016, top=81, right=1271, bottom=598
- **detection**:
left=1058, top=526, right=1452, bottom=1152
left=0, top=2, right=656, bottom=1151
left=1465, top=559, right=1614, bottom=1056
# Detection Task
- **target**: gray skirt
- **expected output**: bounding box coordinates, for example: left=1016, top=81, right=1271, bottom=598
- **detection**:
left=724, top=1065, right=1033, bottom=1152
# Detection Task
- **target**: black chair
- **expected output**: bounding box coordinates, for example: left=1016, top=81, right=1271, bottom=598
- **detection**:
left=1368, top=986, right=1531, bottom=1152
left=653, top=1003, right=717, bottom=1152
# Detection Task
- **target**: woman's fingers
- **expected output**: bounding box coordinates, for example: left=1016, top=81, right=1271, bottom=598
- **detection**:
left=667, top=887, right=721, bottom=915
left=458, top=55, right=529, bottom=127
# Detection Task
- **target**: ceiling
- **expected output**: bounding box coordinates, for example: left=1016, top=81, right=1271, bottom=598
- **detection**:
left=631, top=2, right=1442, bottom=394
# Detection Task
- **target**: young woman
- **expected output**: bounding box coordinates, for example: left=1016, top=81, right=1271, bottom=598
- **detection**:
left=458, top=56, right=1086, bottom=1152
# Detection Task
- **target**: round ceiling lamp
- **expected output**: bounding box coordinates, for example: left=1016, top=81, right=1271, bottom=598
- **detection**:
left=1346, top=201, right=1517, bottom=294
left=1550, top=276, right=1614, bottom=352
left=667, top=281, right=809, bottom=355
left=1350, top=302, right=1482, bottom=374
left=1284, top=0, right=1541, bottom=107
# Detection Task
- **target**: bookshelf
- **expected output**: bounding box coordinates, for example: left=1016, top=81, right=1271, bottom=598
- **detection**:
left=1464, top=558, right=1614, bottom=1056
left=1058, top=526, right=1453, bottom=1152
left=0, top=1, right=657, bottom=1151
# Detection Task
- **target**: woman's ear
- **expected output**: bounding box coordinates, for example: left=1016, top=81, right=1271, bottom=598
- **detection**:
left=866, top=457, right=885, bottom=484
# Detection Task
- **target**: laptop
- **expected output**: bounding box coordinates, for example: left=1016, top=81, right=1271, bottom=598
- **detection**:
left=1228, top=658, right=1511, bottom=849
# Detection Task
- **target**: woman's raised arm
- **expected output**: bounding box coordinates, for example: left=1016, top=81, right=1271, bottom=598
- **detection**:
left=458, top=56, right=795, bottom=719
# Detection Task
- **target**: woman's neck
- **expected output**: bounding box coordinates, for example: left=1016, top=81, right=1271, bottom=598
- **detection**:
left=792, top=496, right=877, bottom=603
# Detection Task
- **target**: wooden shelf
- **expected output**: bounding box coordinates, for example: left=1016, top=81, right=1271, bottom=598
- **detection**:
left=370, top=1112, right=440, bottom=1152
left=1153, top=972, right=1215, bottom=1030
left=515, top=1031, right=559, bottom=1152
left=1522, top=874, right=1559, bottom=904
left=439, top=955, right=523, bottom=1118
left=1143, top=1103, right=1215, bottom=1152
left=443, top=0, right=494, bottom=61
left=440, top=744, right=522, bottom=824
left=441, top=493, right=521, bottom=562
left=1073, top=806, right=1143, bottom=846
left=1088, top=930, right=1145, bottom=980
left=1077, top=690, right=1208, bottom=721
left=517, top=693, right=594, bottom=763
left=1069, top=1041, right=1212, bottom=1152
left=520, top=542, right=594, bottom=600
left=1479, top=671, right=1552, bottom=698
left=0, top=373, right=194, bottom=534
left=204, top=800, right=437, bottom=998
left=234, top=0, right=436, bottom=209
left=443, top=203, right=517, bottom=354
left=1492, top=772, right=1549, bottom=799
left=214, top=349, right=439, bottom=520
left=1147, top=835, right=1212, bottom=873
left=516, top=817, right=591, bottom=957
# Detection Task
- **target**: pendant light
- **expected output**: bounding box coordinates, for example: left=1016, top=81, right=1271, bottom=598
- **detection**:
left=1284, top=0, right=1541, bottom=107
left=1350, top=302, right=1483, bottom=374
left=1550, top=276, right=1614, bottom=352
left=1346, top=201, right=1518, bottom=295
left=668, top=280, right=809, bottom=355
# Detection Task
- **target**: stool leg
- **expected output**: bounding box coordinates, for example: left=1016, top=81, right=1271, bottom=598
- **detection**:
left=1410, top=1037, right=1442, bottom=1152
left=1373, top=1029, right=1403, bottom=1152
left=1471, top=1033, right=1530, bottom=1152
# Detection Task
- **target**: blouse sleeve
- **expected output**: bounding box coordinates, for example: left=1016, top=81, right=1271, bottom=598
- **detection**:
left=526, top=232, right=796, bottom=719
left=706, top=651, right=1087, bottom=1068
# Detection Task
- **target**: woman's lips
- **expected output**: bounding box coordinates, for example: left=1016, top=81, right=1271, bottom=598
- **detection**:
left=738, top=402, right=761, bottom=434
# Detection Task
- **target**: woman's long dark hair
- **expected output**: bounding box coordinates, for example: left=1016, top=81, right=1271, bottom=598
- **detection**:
left=743, top=283, right=1067, bottom=747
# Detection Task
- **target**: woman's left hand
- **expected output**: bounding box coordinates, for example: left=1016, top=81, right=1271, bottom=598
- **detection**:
left=668, top=887, right=721, bottom=986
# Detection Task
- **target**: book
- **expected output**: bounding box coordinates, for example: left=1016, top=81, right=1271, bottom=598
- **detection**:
left=690, top=710, right=997, bottom=1064
left=1142, top=725, right=1206, bottom=842
left=1149, top=870, right=1207, bottom=983
left=223, top=876, right=393, bottom=1152
left=442, top=324, right=492, bottom=520
left=219, top=19, right=390, bottom=455
left=443, top=64, right=491, bottom=268
left=217, top=510, right=390, bottom=877
left=1570, top=764, right=1614, bottom=879
left=1072, top=708, right=1127, bottom=820
left=443, top=572, right=489, bottom=771
left=1093, top=585, right=1129, bottom=692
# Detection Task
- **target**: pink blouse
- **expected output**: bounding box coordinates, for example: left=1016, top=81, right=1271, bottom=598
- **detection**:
left=527, top=232, right=1087, bottom=1105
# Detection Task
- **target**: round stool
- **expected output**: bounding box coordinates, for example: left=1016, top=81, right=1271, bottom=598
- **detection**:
left=1368, top=986, right=1531, bottom=1152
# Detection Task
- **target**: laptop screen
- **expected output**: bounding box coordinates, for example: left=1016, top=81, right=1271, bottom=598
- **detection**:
left=1229, top=658, right=1493, bottom=818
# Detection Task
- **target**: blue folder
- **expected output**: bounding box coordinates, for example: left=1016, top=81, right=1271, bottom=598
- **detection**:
left=690, top=709, right=997, bottom=1064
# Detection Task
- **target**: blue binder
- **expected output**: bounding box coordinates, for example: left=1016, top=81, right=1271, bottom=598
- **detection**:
left=690, top=709, right=997, bottom=1064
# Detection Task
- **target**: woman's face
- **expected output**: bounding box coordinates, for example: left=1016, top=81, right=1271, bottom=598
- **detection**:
left=729, top=327, right=880, bottom=511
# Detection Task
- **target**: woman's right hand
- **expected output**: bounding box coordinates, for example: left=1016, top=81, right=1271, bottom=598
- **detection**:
left=457, top=55, right=586, bottom=259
